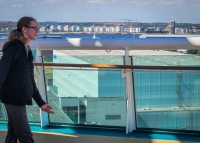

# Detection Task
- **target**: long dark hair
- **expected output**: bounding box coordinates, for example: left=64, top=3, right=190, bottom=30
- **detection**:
left=8, top=16, right=36, bottom=44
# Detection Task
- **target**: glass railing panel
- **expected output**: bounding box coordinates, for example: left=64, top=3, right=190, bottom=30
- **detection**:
left=43, top=54, right=126, bottom=127
left=44, top=67, right=126, bottom=127
left=25, top=71, right=41, bottom=124
left=134, top=69, right=200, bottom=131
left=0, top=103, right=7, bottom=122
left=133, top=52, right=200, bottom=131
left=24, top=51, right=41, bottom=124
left=51, top=52, right=124, bottom=65
left=132, top=54, right=200, bottom=66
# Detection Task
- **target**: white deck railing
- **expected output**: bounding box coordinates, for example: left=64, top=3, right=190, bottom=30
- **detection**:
left=1, top=36, right=200, bottom=50
left=1, top=36, right=200, bottom=134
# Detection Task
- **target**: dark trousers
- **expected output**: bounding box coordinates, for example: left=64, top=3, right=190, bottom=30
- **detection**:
left=4, top=104, right=34, bottom=143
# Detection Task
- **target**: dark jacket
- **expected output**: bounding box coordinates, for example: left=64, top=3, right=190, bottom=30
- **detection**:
left=0, top=39, right=45, bottom=107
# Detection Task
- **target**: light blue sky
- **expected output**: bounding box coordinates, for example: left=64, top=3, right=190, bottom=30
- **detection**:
left=0, top=0, right=200, bottom=23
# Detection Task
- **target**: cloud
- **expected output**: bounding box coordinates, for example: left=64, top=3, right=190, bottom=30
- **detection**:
left=4, top=0, right=64, bottom=7
left=129, top=0, right=200, bottom=6
left=2, top=0, right=200, bottom=8
left=87, top=0, right=123, bottom=3
left=65, top=0, right=123, bottom=4
left=87, top=0, right=106, bottom=3
left=68, top=0, right=200, bottom=5
left=39, top=0, right=63, bottom=4
left=11, top=4, right=24, bottom=7
left=2, top=0, right=200, bottom=5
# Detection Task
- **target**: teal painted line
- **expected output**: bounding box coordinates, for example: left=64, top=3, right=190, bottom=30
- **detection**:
left=1, top=124, right=200, bottom=142
left=29, top=125, right=78, bottom=134
left=149, top=134, right=178, bottom=140
left=0, top=124, right=7, bottom=130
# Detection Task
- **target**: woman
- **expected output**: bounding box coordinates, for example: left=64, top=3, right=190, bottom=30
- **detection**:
left=0, top=16, right=54, bottom=143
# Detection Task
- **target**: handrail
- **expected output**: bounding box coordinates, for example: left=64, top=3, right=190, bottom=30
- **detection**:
left=34, top=63, right=200, bottom=70
left=1, top=36, right=200, bottom=50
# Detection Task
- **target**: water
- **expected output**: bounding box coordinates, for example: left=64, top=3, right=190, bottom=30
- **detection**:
left=0, top=33, right=141, bottom=39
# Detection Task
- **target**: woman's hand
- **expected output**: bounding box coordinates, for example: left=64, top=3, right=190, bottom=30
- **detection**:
left=41, top=104, right=54, bottom=114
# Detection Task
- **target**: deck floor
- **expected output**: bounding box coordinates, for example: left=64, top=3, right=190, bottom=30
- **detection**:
left=1, top=130, right=200, bottom=143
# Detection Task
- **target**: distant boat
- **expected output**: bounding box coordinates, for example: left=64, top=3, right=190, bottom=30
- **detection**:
left=92, top=24, right=100, bottom=39
left=92, top=33, right=96, bottom=39
left=92, top=33, right=100, bottom=39
left=38, top=35, right=62, bottom=39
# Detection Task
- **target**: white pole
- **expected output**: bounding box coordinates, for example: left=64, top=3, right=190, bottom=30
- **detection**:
left=35, top=48, right=49, bottom=127
left=124, top=47, right=136, bottom=134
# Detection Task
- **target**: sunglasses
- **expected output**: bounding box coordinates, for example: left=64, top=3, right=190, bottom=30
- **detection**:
left=24, top=25, right=39, bottom=31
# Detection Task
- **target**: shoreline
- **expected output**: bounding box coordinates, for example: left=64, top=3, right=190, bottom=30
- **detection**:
left=1, top=32, right=198, bottom=35
left=0, top=32, right=142, bottom=35
left=39, top=32, right=141, bottom=34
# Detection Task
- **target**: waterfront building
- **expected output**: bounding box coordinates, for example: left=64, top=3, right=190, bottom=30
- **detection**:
left=74, top=25, right=81, bottom=32
left=130, top=27, right=143, bottom=33
left=165, top=21, right=176, bottom=34
left=120, top=26, right=128, bottom=33
left=145, top=27, right=157, bottom=33
left=103, top=26, right=110, bottom=33
left=49, top=25, right=55, bottom=32
left=94, top=26, right=104, bottom=33
left=64, top=25, right=69, bottom=32
left=114, top=26, right=121, bottom=33
left=83, top=26, right=93, bottom=33
left=57, top=25, right=64, bottom=32
left=68, top=25, right=74, bottom=32
left=108, top=26, right=115, bottom=33
left=175, top=28, right=187, bottom=34
left=39, top=25, right=46, bottom=33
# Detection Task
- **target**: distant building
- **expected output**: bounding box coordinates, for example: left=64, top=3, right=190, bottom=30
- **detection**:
left=39, top=26, right=46, bottom=33
left=165, top=21, right=175, bottom=34
left=57, top=25, right=64, bottom=32
left=114, top=26, right=121, bottom=33
left=145, top=27, right=157, bottom=33
left=131, top=27, right=142, bottom=33
left=175, top=28, right=188, bottom=34
left=94, top=26, right=104, bottom=33
left=64, top=25, right=69, bottom=32
left=83, top=26, right=93, bottom=33
left=73, top=25, right=80, bottom=32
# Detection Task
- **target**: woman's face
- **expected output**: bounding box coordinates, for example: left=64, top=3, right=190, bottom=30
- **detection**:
left=23, top=20, right=39, bottom=42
